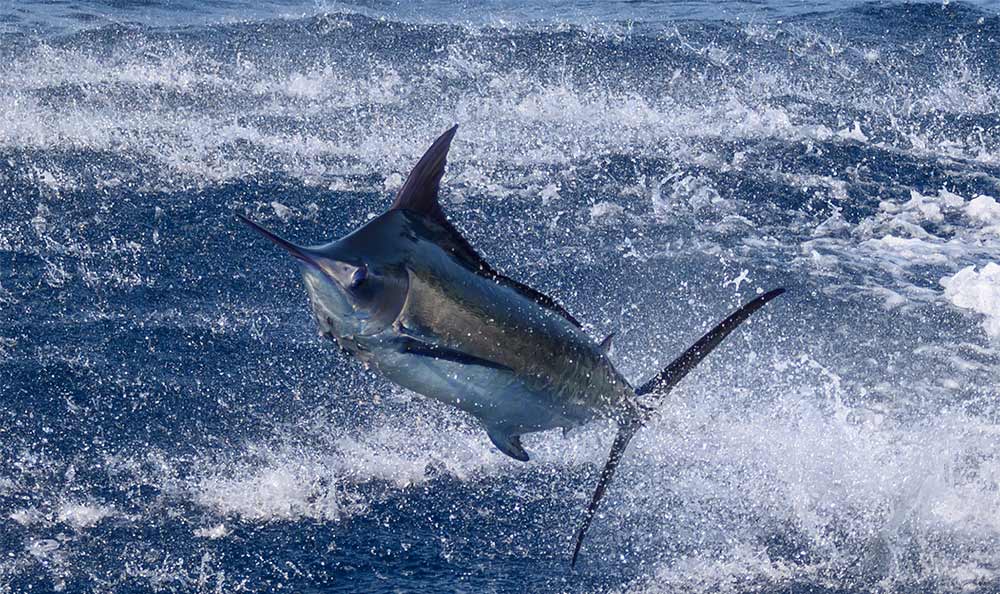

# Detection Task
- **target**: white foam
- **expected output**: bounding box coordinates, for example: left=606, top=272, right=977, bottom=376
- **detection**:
left=796, top=183, right=1000, bottom=317
left=270, top=201, right=295, bottom=221
left=193, top=524, right=229, bottom=539
left=187, top=402, right=607, bottom=524
left=194, top=450, right=356, bottom=522
left=902, top=189, right=945, bottom=223
left=539, top=182, right=560, bottom=204
left=56, top=501, right=115, bottom=529
left=862, top=235, right=949, bottom=265
left=837, top=120, right=869, bottom=143
left=589, top=201, right=625, bottom=224
left=609, top=371, right=1000, bottom=591
left=9, top=507, right=44, bottom=526
left=619, top=545, right=804, bottom=593
left=192, top=426, right=487, bottom=522
left=872, top=287, right=907, bottom=310
left=941, top=263, right=1000, bottom=340
left=965, top=195, right=1000, bottom=232
left=3, top=27, right=994, bottom=193
left=722, top=269, right=751, bottom=291
left=26, top=538, right=60, bottom=560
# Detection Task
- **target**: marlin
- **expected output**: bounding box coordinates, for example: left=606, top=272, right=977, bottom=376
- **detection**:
left=238, top=125, right=784, bottom=566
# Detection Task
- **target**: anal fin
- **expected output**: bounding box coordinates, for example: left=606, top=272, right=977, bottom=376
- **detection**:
left=486, top=427, right=529, bottom=462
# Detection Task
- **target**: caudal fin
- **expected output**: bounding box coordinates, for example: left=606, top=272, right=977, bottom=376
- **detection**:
left=570, top=288, right=785, bottom=567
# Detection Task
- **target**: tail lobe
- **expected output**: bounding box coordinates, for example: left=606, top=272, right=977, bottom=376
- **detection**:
left=570, top=288, right=786, bottom=567
left=570, top=420, right=641, bottom=567
left=635, top=288, right=785, bottom=398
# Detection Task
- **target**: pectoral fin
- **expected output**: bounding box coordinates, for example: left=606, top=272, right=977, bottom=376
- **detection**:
left=486, top=427, right=529, bottom=462
left=396, top=337, right=512, bottom=372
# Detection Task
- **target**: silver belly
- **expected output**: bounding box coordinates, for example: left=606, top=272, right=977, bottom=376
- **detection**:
left=369, top=346, right=598, bottom=436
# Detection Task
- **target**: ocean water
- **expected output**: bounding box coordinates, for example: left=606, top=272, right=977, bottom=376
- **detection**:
left=2, top=0, right=1000, bottom=592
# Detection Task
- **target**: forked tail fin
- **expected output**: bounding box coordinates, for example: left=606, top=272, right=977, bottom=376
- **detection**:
left=570, top=288, right=785, bottom=567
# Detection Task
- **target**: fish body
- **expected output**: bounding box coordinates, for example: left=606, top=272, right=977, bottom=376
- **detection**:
left=298, top=207, right=638, bottom=459
left=239, top=124, right=783, bottom=562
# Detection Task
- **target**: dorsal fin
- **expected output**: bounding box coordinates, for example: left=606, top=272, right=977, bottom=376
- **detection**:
left=390, top=126, right=584, bottom=329
left=390, top=124, right=458, bottom=217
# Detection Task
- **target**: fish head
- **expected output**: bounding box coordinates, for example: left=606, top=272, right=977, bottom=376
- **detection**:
left=238, top=214, right=408, bottom=339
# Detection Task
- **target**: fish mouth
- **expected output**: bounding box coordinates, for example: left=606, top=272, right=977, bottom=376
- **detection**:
left=236, top=213, right=319, bottom=267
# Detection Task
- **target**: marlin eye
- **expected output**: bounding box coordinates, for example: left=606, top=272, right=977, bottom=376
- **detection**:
left=349, top=265, right=367, bottom=289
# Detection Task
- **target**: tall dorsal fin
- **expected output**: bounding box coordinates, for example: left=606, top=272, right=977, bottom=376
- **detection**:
left=390, top=125, right=584, bottom=329
left=390, top=124, right=458, bottom=218
left=388, top=124, right=485, bottom=272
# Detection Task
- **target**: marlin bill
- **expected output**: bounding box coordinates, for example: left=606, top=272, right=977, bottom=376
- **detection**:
left=238, top=125, right=785, bottom=566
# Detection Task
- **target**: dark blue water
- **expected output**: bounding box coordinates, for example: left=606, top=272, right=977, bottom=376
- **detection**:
left=2, top=1, right=1000, bottom=592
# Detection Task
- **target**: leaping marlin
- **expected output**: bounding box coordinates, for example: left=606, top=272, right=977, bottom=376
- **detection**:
left=238, top=125, right=784, bottom=566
